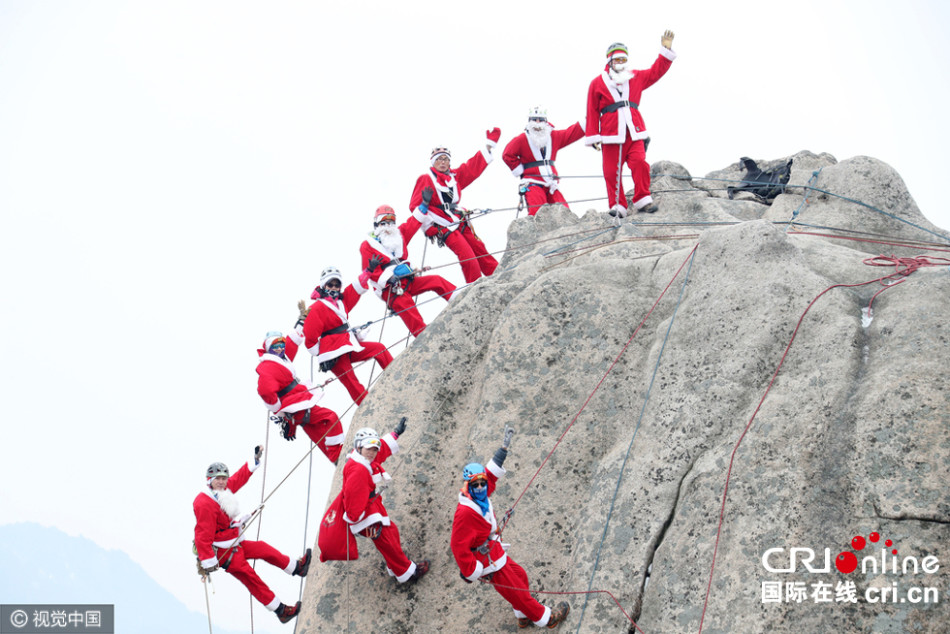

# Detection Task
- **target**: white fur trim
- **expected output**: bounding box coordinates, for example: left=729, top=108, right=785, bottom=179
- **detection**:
left=632, top=196, right=654, bottom=209
left=346, top=511, right=391, bottom=533
left=533, top=605, right=552, bottom=627
left=287, top=327, right=304, bottom=345
left=585, top=135, right=602, bottom=146
left=511, top=164, right=524, bottom=178
left=201, top=556, right=218, bottom=569
left=465, top=559, right=485, bottom=582
left=283, top=558, right=296, bottom=575
left=265, top=597, right=281, bottom=612
left=480, top=146, right=494, bottom=163
left=324, top=432, right=345, bottom=446
left=486, top=459, right=506, bottom=478
left=264, top=399, right=281, bottom=413
left=412, top=207, right=429, bottom=223
left=660, top=47, right=677, bottom=61
left=383, top=432, right=399, bottom=454
left=392, top=561, right=417, bottom=583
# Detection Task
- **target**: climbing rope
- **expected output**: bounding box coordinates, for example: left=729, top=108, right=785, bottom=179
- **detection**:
left=696, top=253, right=948, bottom=633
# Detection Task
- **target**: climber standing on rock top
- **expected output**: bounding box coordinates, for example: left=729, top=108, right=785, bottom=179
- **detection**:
left=585, top=31, right=676, bottom=217
left=450, top=426, right=570, bottom=629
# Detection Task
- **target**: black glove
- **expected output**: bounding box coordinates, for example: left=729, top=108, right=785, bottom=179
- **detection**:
left=421, top=186, right=434, bottom=206
left=254, top=445, right=263, bottom=465
left=281, top=420, right=297, bottom=441
left=393, top=416, right=407, bottom=437
left=368, top=255, right=383, bottom=272
left=319, top=358, right=338, bottom=373
left=460, top=572, right=473, bottom=584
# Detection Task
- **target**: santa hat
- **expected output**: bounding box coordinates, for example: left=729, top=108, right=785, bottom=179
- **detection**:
left=374, top=204, right=396, bottom=225
left=430, top=146, right=451, bottom=166
left=606, top=42, right=628, bottom=60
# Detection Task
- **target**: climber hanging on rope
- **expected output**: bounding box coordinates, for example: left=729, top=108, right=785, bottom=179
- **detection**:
left=317, top=419, right=431, bottom=584
left=193, top=447, right=310, bottom=624
left=302, top=265, right=394, bottom=406
left=408, top=130, right=501, bottom=283
left=360, top=205, right=456, bottom=337
left=450, top=426, right=570, bottom=629
left=503, top=107, right=584, bottom=217
left=585, top=31, right=676, bottom=217
left=256, top=314, right=345, bottom=463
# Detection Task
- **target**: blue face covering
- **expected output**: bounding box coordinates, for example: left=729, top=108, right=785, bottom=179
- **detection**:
left=468, top=482, right=490, bottom=516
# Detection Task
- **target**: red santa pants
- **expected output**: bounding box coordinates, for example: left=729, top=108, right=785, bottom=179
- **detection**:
left=429, top=225, right=498, bottom=283
left=293, top=406, right=345, bottom=463
left=383, top=275, right=456, bottom=337
left=489, top=558, right=547, bottom=624
left=221, top=540, right=291, bottom=609
left=524, top=184, right=570, bottom=216
left=331, top=343, right=394, bottom=405
left=601, top=137, right=651, bottom=210
left=363, top=521, right=414, bottom=581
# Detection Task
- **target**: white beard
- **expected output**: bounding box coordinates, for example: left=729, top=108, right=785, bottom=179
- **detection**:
left=214, top=488, right=242, bottom=520
left=527, top=126, right=551, bottom=149
left=609, top=66, right=633, bottom=85
left=376, top=225, right=404, bottom=257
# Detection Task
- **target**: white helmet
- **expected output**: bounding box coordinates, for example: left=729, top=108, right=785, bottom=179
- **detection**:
left=527, top=106, right=548, bottom=123
left=320, top=266, right=343, bottom=288
left=353, top=427, right=381, bottom=450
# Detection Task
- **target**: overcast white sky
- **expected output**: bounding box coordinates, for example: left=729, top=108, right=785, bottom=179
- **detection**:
left=2, top=1, right=948, bottom=632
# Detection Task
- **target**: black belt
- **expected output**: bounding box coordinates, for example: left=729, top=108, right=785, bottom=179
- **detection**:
left=321, top=323, right=349, bottom=338
left=276, top=379, right=298, bottom=398
left=601, top=100, right=637, bottom=114
left=522, top=159, right=554, bottom=169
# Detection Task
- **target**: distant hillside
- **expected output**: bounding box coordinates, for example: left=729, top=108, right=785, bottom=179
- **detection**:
left=0, top=522, right=247, bottom=634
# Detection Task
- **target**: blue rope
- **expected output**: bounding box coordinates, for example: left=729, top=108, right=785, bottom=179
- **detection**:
left=574, top=247, right=698, bottom=633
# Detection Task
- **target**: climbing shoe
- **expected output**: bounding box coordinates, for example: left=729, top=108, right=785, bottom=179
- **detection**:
left=293, top=548, right=312, bottom=577
left=517, top=616, right=532, bottom=628
left=639, top=203, right=659, bottom=214
left=276, top=601, right=301, bottom=624
left=546, top=601, right=570, bottom=629
left=408, top=559, right=430, bottom=583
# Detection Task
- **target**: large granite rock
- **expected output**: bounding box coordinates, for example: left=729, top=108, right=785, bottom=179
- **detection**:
left=296, top=154, right=950, bottom=633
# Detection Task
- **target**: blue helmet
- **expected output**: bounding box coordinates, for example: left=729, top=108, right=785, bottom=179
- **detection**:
left=462, top=462, right=485, bottom=481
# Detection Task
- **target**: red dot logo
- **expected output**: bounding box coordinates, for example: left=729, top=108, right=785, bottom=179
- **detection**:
left=835, top=551, right=858, bottom=574
left=869, top=532, right=880, bottom=543
left=851, top=536, right=866, bottom=550
left=885, top=539, right=893, bottom=547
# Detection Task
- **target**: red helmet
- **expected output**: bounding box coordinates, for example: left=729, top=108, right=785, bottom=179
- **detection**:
left=374, top=205, right=396, bottom=226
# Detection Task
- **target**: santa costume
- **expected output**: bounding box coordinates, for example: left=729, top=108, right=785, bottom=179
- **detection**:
left=359, top=205, right=456, bottom=337
left=503, top=108, right=584, bottom=216
left=408, top=129, right=501, bottom=283
left=318, top=427, right=428, bottom=584
left=585, top=40, right=676, bottom=215
left=450, top=445, right=570, bottom=629
left=193, top=454, right=309, bottom=622
left=256, top=328, right=345, bottom=463
left=303, top=266, right=393, bottom=406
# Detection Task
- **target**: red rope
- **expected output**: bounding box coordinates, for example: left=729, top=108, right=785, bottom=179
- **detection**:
left=504, top=245, right=699, bottom=521
left=697, top=254, right=945, bottom=632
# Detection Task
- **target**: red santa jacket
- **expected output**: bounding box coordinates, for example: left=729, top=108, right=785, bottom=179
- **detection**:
left=408, top=148, right=492, bottom=235
left=359, top=221, right=421, bottom=298
left=502, top=122, right=584, bottom=191
left=450, top=458, right=509, bottom=581
left=303, top=283, right=368, bottom=363
left=337, top=432, right=399, bottom=533
left=256, top=325, right=323, bottom=414
left=193, top=460, right=257, bottom=568
left=585, top=48, right=676, bottom=146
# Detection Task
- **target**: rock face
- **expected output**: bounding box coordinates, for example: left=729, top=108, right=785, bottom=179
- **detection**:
left=296, top=152, right=950, bottom=633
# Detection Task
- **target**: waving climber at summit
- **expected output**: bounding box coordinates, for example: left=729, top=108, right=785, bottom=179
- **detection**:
left=408, top=128, right=501, bottom=284
left=503, top=107, right=584, bottom=217
left=586, top=31, right=676, bottom=217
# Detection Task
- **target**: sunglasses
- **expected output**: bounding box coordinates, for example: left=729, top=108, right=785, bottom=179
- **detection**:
left=469, top=478, right=488, bottom=490
left=325, top=281, right=342, bottom=289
